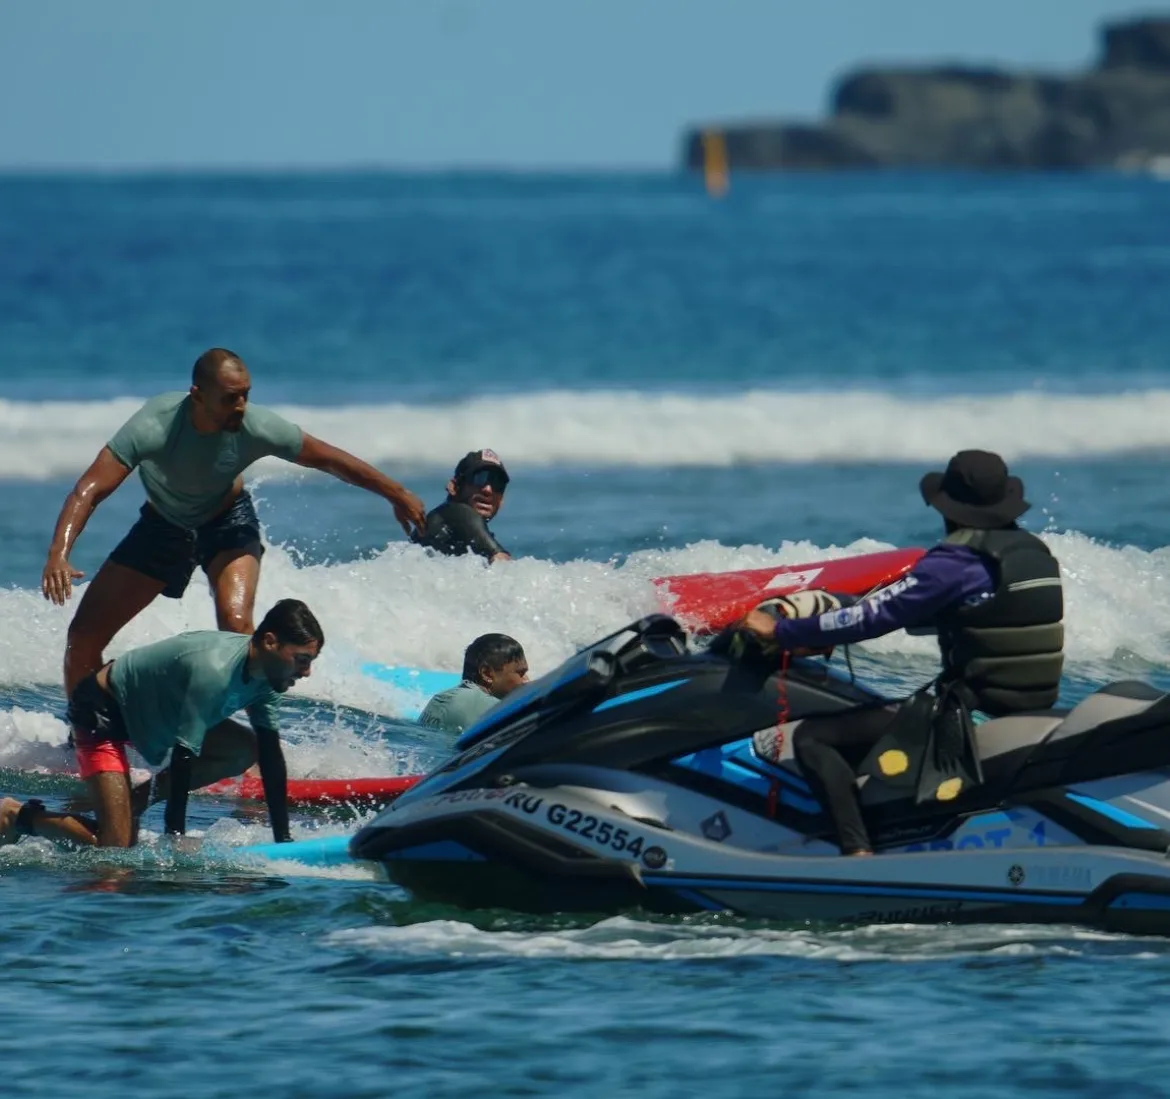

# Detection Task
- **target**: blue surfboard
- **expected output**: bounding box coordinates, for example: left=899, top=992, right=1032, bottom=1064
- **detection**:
left=359, top=662, right=460, bottom=720
left=233, top=833, right=357, bottom=868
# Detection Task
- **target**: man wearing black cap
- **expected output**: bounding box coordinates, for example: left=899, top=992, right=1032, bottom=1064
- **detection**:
left=739, top=449, right=1064, bottom=856
left=414, top=449, right=512, bottom=563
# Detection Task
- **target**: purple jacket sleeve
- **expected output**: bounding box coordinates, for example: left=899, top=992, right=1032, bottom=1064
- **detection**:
left=771, top=545, right=996, bottom=650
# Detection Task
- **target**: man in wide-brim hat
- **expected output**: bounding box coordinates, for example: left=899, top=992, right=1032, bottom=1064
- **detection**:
left=918, top=448, right=1031, bottom=530
left=739, top=449, right=1065, bottom=856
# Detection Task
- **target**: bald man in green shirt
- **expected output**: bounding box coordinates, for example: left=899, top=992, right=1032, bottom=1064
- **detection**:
left=40, top=347, right=427, bottom=716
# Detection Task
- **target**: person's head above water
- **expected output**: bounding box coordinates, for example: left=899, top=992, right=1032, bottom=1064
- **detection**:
left=920, top=449, right=1029, bottom=533
left=190, top=347, right=251, bottom=434
left=462, top=632, right=528, bottom=700
left=446, top=449, right=510, bottom=521
left=251, top=598, right=325, bottom=694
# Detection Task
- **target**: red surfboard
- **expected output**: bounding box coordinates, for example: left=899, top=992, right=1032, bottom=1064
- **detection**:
left=652, top=547, right=924, bottom=632
left=201, top=774, right=421, bottom=807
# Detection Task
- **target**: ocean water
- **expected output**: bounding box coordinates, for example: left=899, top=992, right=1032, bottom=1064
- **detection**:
left=3, top=170, right=1170, bottom=1096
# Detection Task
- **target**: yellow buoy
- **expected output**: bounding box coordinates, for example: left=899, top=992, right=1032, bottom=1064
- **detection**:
left=701, top=130, right=729, bottom=198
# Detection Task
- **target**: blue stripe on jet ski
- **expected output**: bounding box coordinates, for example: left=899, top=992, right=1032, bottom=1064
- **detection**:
left=592, top=679, right=689, bottom=713
left=1065, top=792, right=1159, bottom=830
left=672, top=746, right=822, bottom=813
left=675, top=735, right=816, bottom=798
left=642, top=875, right=1086, bottom=907
left=387, top=841, right=487, bottom=862
left=673, top=751, right=773, bottom=799
left=673, top=888, right=728, bottom=912
left=1107, top=893, right=1170, bottom=911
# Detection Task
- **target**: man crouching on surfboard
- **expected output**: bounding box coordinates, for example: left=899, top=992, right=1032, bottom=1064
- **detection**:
left=0, top=599, right=323, bottom=848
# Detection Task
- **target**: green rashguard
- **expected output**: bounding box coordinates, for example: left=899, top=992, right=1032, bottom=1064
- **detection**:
left=418, top=681, right=499, bottom=734
left=106, top=392, right=304, bottom=529
left=108, top=630, right=290, bottom=840
left=108, top=630, right=281, bottom=766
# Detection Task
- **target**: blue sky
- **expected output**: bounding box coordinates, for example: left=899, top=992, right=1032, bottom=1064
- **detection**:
left=0, top=0, right=1155, bottom=169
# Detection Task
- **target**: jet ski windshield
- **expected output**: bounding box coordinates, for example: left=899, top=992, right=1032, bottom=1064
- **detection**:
left=454, top=614, right=689, bottom=752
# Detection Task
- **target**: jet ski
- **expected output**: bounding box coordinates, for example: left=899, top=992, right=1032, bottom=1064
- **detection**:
left=350, top=611, right=1170, bottom=935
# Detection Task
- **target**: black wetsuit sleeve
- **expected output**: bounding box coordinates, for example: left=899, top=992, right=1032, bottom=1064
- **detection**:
left=415, top=502, right=507, bottom=560
left=255, top=727, right=292, bottom=843
left=164, top=746, right=194, bottom=835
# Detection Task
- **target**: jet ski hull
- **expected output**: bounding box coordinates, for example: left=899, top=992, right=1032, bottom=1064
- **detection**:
left=353, top=773, right=1170, bottom=935
left=350, top=613, right=1170, bottom=935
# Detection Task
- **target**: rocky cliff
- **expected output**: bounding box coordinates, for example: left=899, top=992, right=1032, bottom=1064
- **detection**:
left=682, top=16, right=1170, bottom=171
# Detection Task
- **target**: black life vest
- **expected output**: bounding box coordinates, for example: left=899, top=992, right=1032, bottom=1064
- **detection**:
left=935, top=528, right=1064, bottom=715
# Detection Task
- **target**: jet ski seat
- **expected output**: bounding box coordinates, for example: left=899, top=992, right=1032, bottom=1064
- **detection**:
left=756, top=681, right=1170, bottom=811
left=975, top=680, right=1169, bottom=785
left=856, top=678, right=1165, bottom=809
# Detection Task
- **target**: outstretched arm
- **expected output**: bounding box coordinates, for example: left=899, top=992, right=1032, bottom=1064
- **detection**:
left=42, top=447, right=133, bottom=605
left=293, top=433, right=426, bottom=538
left=739, top=548, right=986, bottom=651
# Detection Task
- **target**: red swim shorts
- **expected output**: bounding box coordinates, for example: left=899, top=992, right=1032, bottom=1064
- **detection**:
left=72, top=725, right=130, bottom=780
left=67, top=671, right=131, bottom=780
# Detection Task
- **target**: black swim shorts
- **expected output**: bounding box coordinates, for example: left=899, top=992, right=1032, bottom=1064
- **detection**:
left=108, top=491, right=265, bottom=599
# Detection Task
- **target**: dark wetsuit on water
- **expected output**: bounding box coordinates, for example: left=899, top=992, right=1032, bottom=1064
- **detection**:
left=415, top=501, right=508, bottom=561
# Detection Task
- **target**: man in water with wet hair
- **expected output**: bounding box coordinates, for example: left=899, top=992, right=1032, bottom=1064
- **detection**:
left=0, top=598, right=323, bottom=847
left=415, top=449, right=511, bottom=563
left=40, top=348, right=426, bottom=713
left=419, top=633, right=529, bottom=734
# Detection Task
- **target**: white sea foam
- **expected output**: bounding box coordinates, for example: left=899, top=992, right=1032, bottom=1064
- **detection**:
left=3, top=388, right=1170, bottom=481
left=324, top=913, right=1160, bottom=963
left=5, top=529, right=1166, bottom=702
